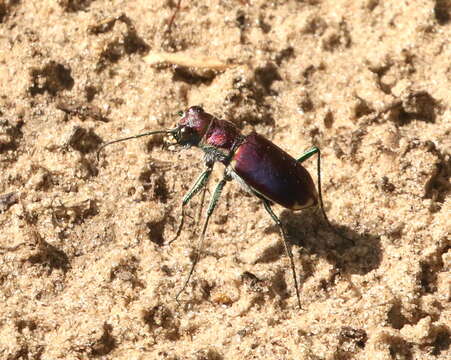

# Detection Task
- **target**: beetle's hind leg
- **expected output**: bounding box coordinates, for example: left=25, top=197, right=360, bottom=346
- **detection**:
left=297, top=147, right=355, bottom=247
left=262, top=200, right=302, bottom=310
left=169, top=166, right=213, bottom=245
left=175, top=175, right=228, bottom=303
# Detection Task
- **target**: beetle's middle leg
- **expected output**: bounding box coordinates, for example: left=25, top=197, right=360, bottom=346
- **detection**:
left=262, top=199, right=302, bottom=310
left=169, top=166, right=212, bottom=244
left=175, top=175, right=228, bottom=302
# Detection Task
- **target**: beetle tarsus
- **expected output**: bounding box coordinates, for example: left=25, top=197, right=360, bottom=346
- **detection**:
left=168, top=206, right=185, bottom=245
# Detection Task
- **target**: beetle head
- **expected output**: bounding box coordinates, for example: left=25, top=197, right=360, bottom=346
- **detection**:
left=172, top=106, right=212, bottom=147
left=97, top=106, right=213, bottom=161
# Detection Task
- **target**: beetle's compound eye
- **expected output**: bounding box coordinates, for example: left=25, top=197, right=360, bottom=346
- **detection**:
left=188, top=106, right=203, bottom=114
left=177, top=110, right=184, bottom=117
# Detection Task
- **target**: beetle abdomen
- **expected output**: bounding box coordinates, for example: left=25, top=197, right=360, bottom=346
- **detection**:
left=231, top=132, right=318, bottom=210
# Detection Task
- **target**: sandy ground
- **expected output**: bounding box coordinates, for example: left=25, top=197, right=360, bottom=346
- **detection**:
left=0, top=1, right=450, bottom=359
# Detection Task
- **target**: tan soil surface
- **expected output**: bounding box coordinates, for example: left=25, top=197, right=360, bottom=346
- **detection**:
left=0, top=1, right=450, bottom=359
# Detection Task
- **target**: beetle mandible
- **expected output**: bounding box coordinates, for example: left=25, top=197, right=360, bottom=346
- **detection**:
left=98, top=106, right=351, bottom=309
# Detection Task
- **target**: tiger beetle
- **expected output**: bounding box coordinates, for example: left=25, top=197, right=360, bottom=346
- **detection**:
left=98, top=106, right=352, bottom=309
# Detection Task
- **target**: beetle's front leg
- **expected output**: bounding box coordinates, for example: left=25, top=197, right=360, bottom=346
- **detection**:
left=168, top=165, right=213, bottom=244
left=175, top=173, right=229, bottom=302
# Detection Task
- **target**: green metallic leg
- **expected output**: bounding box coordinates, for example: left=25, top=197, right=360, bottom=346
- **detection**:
left=196, top=184, right=208, bottom=227
left=263, top=200, right=302, bottom=310
left=297, top=146, right=354, bottom=246
left=296, top=146, right=319, bottom=163
left=169, top=166, right=212, bottom=245
left=176, top=176, right=228, bottom=302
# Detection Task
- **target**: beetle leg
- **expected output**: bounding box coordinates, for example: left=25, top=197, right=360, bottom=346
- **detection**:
left=297, top=147, right=355, bottom=246
left=168, top=166, right=213, bottom=244
left=175, top=176, right=228, bottom=303
left=196, top=184, right=208, bottom=227
left=262, top=200, right=302, bottom=310
left=296, top=146, right=319, bottom=163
